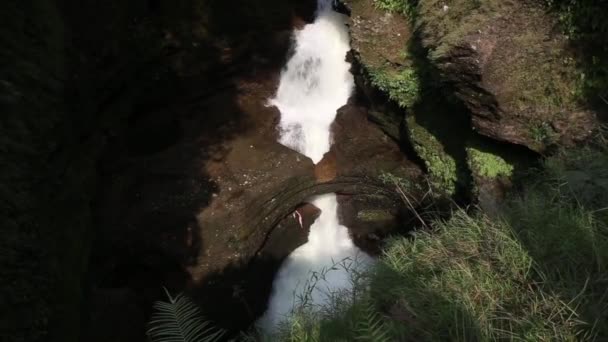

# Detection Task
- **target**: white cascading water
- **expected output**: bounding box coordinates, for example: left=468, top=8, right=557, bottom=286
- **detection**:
left=269, top=0, right=354, bottom=164
left=259, top=0, right=372, bottom=332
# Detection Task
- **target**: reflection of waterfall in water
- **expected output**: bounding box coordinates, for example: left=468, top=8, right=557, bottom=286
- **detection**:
left=259, top=0, right=372, bottom=332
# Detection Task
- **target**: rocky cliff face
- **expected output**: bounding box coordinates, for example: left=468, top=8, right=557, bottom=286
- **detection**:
left=342, top=0, right=601, bottom=205
left=6, top=1, right=600, bottom=341
left=414, top=0, right=598, bottom=152
left=2, top=1, right=428, bottom=341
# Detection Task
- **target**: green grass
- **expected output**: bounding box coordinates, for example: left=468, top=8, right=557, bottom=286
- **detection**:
left=373, top=0, right=418, bottom=18
left=274, top=145, right=608, bottom=341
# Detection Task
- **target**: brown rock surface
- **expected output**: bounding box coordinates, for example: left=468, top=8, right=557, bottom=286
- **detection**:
left=344, top=0, right=599, bottom=152
left=418, top=0, right=598, bottom=151
left=91, top=1, right=424, bottom=337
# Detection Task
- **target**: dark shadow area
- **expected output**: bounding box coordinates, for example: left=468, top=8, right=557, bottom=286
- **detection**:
left=45, top=0, right=318, bottom=341
left=405, top=27, right=474, bottom=202
left=502, top=157, right=608, bottom=339
left=347, top=51, right=428, bottom=174
left=203, top=0, right=316, bottom=36
left=545, top=0, right=608, bottom=122
left=468, top=134, right=541, bottom=182
left=190, top=256, right=284, bottom=340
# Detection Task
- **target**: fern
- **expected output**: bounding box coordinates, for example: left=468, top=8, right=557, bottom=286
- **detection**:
left=354, top=302, right=392, bottom=342
left=147, top=288, right=224, bottom=342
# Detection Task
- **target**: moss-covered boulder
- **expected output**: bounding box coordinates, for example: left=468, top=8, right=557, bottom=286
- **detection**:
left=343, top=0, right=470, bottom=196
left=413, top=0, right=598, bottom=151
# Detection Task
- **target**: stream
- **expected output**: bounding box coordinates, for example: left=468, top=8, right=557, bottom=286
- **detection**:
left=259, top=0, right=373, bottom=332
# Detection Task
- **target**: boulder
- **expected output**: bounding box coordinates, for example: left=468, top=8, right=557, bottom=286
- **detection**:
left=415, top=0, right=598, bottom=151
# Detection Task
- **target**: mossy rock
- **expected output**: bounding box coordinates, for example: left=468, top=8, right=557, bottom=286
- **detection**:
left=357, top=209, right=396, bottom=221
left=467, top=147, right=514, bottom=179
left=464, top=136, right=538, bottom=212
left=413, top=0, right=598, bottom=151
left=406, top=115, right=458, bottom=195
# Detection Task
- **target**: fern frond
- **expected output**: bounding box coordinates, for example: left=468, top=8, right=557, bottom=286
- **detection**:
left=354, top=302, right=392, bottom=342
left=147, top=288, right=224, bottom=342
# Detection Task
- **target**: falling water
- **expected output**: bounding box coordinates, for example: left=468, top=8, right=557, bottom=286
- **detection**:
left=269, top=0, right=353, bottom=164
left=259, top=0, right=372, bottom=332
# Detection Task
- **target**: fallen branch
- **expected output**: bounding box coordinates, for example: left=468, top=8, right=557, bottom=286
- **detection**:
left=393, top=179, right=428, bottom=229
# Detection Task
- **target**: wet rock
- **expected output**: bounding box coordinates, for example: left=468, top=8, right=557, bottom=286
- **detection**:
left=194, top=136, right=317, bottom=281
left=331, top=102, right=422, bottom=181
left=337, top=193, right=409, bottom=255
left=329, top=99, right=423, bottom=254
left=259, top=203, right=321, bottom=260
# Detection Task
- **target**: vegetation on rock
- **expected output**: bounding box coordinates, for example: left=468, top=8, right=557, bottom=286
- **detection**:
left=369, top=0, right=600, bottom=153
left=269, top=144, right=608, bottom=341
left=148, top=289, right=224, bottom=342
left=405, top=115, right=458, bottom=195
left=373, top=0, right=418, bottom=19
left=466, top=146, right=514, bottom=179
left=367, top=66, right=420, bottom=109
left=546, top=0, right=608, bottom=101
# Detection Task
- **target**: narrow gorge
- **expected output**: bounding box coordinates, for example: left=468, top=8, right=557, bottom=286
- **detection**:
left=260, top=1, right=372, bottom=331
left=2, top=0, right=607, bottom=341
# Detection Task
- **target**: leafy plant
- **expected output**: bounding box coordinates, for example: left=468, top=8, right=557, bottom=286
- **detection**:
left=353, top=302, right=393, bottom=342
left=147, top=289, right=224, bottom=342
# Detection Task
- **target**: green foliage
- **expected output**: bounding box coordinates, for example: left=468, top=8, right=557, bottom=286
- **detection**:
left=148, top=289, right=224, bottom=342
left=466, top=146, right=514, bottom=178
left=546, top=0, right=608, bottom=99
left=406, top=119, right=458, bottom=195
left=368, top=67, right=420, bottom=109
left=546, top=0, right=608, bottom=41
left=374, top=211, right=591, bottom=341
left=279, top=146, right=608, bottom=341
left=530, top=121, right=555, bottom=144
left=353, top=303, right=393, bottom=342
left=373, top=0, right=418, bottom=18
left=503, top=147, right=608, bottom=338
left=543, top=143, right=608, bottom=208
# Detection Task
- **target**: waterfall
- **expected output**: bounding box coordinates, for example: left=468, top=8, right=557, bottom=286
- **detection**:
left=269, top=0, right=353, bottom=164
left=259, top=1, right=372, bottom=332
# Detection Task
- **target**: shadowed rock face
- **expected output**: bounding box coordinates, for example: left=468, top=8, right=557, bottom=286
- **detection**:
left=1, top=0, right=426, bottom=340
left=420, top=1, right=599, bottom=152
left=85, top=1, right=425, bottom=340
left=427, top=7, right=598, bottom=152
